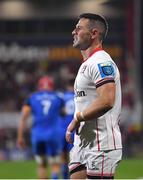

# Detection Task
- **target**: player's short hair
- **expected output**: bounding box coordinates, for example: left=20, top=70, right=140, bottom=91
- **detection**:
left=79, top=13, right=108, bottom=41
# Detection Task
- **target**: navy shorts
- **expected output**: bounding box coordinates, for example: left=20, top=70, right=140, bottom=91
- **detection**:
left=32, top=140, right=62, bottom=157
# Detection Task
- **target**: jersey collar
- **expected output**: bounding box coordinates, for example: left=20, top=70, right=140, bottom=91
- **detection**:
left=82, top=47, right=103, bottom=62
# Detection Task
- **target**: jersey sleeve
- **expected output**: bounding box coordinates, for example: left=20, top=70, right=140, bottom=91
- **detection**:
left=89, top=61, right=116, bottom=88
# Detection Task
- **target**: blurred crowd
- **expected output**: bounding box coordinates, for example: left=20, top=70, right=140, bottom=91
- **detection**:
left=0, top=59, right=79, bottom=111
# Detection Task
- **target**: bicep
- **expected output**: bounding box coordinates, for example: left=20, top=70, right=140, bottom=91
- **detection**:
left=96, top=82, right=115, bottom=107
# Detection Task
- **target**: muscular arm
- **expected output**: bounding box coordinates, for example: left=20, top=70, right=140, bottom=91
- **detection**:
left=81, top=82, right=115, bottom=120
left=17, top=105, right=31, bottom=149
left=66, top=82, right=115, bottom=143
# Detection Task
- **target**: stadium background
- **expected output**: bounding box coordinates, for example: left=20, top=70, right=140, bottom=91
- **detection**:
left=0, top=0, right=143, bottom=178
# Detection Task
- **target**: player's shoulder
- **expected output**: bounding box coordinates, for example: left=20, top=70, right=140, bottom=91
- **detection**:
left=84, top=50, right=119, bottom=76
left=90, top=50, right=112, bottom=62
left=87, top=50, right=116, bottom=69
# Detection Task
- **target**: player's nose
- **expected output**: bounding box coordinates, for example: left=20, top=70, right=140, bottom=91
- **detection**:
left=72, top=28, right=76, bottom=35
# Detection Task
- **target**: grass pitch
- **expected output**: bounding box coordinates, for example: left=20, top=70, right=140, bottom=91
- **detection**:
left=0, top=158, right=143, bottom=179
left=115, top=158, right=143, bottom=179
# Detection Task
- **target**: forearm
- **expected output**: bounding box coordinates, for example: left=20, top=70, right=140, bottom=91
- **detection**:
left=84, top=99, right=112, bottom=120
left=18, top=106, right=30, bottom=138
left=65, top=98, right=112, bottom=143
left=18, top=120, right=25, bottom=138
left=67, top=83, right=115, bottom=133
left=67, top=117, right=79, bottom=132
left=76, top=97, right=113, bottom=122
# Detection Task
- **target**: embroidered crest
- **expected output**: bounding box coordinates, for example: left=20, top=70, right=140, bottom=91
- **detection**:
left=98, top=62, right=115, bottom=78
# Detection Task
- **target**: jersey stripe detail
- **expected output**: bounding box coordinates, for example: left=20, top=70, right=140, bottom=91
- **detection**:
left=96, top=78, right=115, bottom=89
left=112, top=126, right=116, bottom=149
left=87, top=172, right=114, bottom=176
left=69, top=163, right=86, bottom=175
left=87, top=172, right=114, bottom=178
left=87, top=175, right=114, bottom=179
left=96, top=119, right=100, bottom=151
left=101, top=154, right=105, bottom=177
left=110, top=112, right=117, bottom=149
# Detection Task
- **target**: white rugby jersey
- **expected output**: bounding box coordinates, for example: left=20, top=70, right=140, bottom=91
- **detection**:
left=74, top=48, right=122, bottom=151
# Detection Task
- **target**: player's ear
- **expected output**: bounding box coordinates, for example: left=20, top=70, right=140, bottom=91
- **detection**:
left=90, top=28, right=98, bottom=39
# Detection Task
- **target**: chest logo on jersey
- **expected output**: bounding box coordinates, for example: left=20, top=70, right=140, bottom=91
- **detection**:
left=80, top=65, right=87, bottom=73
left=98, top=62, right=115, bottom=78
left=75, top=90, right=86, bottom=97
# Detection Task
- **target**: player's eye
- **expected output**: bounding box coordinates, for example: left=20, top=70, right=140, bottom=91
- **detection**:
left=76, top=26, right=82, bottom=31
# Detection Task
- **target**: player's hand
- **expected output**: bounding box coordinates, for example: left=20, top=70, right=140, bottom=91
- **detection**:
left=17, top=137, right=25, bottom=149
left=66, top=118, right=80, bottom=144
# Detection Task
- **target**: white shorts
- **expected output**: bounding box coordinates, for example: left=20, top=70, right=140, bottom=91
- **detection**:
left=69, top=147, right=122, bottom=178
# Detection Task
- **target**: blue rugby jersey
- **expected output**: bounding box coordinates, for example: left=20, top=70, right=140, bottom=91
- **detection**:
left=24, top=90, right=64, bottom=143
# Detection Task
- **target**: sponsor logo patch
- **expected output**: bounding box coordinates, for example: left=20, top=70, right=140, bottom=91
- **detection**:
left=98, top=62, right=115, bottom=78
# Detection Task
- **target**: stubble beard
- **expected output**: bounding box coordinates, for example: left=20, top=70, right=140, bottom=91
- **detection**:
left=73, top=39, right=85, bottom=50
left=73, top=38, right=79, bottom=48
left=73, top=41, right=90, bottom=51
left=73, top=36, right=91, bottom=50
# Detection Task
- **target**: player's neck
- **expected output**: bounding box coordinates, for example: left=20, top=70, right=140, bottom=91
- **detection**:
left=81, top=43, right=102, bottom=60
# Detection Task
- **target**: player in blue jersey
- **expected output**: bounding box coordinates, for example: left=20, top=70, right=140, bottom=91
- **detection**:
left=60, top=77, right=75, bottom=179
left=17, top=76, right=64, bottom=179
